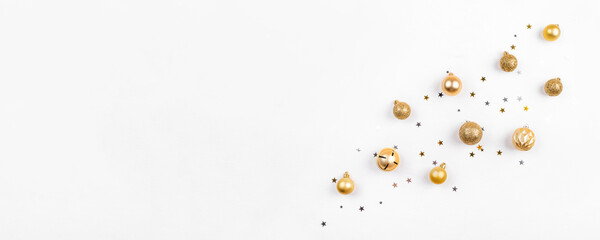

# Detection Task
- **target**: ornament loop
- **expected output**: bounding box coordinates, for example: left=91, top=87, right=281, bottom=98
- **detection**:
left=440, top=163, right=446, bottom=169
left=343, top=172, right=349, bottom=178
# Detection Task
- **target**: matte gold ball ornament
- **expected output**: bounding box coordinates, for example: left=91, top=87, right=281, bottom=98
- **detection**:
left=543, top=24, right=561, bottom=41
left=429, top=163, right=447, bottom=184
left=544, top=78, right=563, bottom=96
left=376, top=148, right=400, bottom=171
left=512, top=127, right=535, bottom=151
left=392, top=100, right=411, bottom=120
left=459, top=121, right=483, bottom=145
left=500, top=51, right=518, bottom=72
left=441, top=72, right=462, bottom=96
left=336, top=171, right=354, bottom=195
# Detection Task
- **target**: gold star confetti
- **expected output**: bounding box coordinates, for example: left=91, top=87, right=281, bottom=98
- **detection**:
left=500, top=108, right=505, bottom=113
left=332, top=178, right=337, bottom=183
left=424, top=95, right=429, bottom=100
left=511, top=45, right=516, bottom=50
left=481, top=76, right=486, bottom=82
left=497, top=150, right=503, bottom=155
left=438, top=140, right=443, bottom=146
left=477, top=145, right=482, bottom=150
left=419, top=151, right=425, bottom=157
left=469, top=152, right=475, bottom=157
left=470, top=92, right=475, bottom=97
left=524, top=106, right=529, bottom=111
left=527, top=24, right=532, bottom=29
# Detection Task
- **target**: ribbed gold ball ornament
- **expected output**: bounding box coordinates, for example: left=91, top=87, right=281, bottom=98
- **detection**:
left=441, top=72, right=462, bottom=96
left=336, top=172, right=354, bottom=195
left=512, top=127, right=535, bottom=151
left=544, top=78, right=563, bottom=96
left=376, top=148, right=400, bottom=171
left=543, top=24, right=561, bottom=41
left=459, top=121, right=483, bottom=145
left=429, top=163, right=447, bottom=184
left=500, top=51, right=518, bottom=72
left=392, top=100, right=411, bottom=120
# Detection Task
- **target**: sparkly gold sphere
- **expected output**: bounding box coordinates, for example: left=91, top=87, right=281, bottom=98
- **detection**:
left=392, top=100, right=411, bottom=120
left=441, top=73, right=462, bottom=96
left=336, top=172, right=354, bottom=195
left=543, top=24, right=561, bottom=41
left=429, top=163, right=447, bottom=184
left=459, top=121, right=483, bottom=145
left=376, top=148, right=400, bottom=171
left=500, top=51, right=518, bottom=72
left=544, top=78, right=563, bottom=96
left=512, top=127, right=535, bottom=151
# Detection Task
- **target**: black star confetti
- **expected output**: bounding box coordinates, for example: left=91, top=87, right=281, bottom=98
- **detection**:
left=519, top=160, right=524, bottom=165
left=321, top=221, right=326, bottom=227
left=424, top=95, right=429, bottom=101
left=481, top=76, right=486, bottom=82
left=514, top=34, right=517, bottom=37
left=416, top=122, right=421, bottom=127
left=485, top=101, right=490, bottom=106
left=438, top=92, right=444, bottom=97
left=470, top=92, right=475, bottom=97
left=503, top=97, right=508, bottom=102
left=340, top=205, right=343, bottom=208
left=452, top=186, right=458, bottom=192
left=419, top=151, right=425, bottom=157
left=457, top=109, right=461, bottom=112
left=373, top=152, right=377, bottom=157
left=497, top=150, right=503, bottom=155
left=379, top=201, right=382, bottom=204
left=432, top=160, right=438, bottom=165
left=469, top=152, right=475, bottom=157
left=359, top=206, right=364, bottom=212
left=393, top=145, right=398, bottom=149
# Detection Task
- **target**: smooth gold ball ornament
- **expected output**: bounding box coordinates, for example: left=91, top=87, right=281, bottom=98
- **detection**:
left=543, top=24, right=561, bottom=41
left=544, top=78, right=563, bottom=96
left=512, top=127, right=535, bottom=151
left=441, top=72, right=462, bottom=96
left=459, top=121, right=483, bottom=145
left=500, top=51, right=518, bottom=72
left=392, top=100, right=411, bottom=120
left=336, top=171, right=354, bottom=195
left=376, top=148, right=400, bottom=171
left=429, top=162, right=447, bottom=184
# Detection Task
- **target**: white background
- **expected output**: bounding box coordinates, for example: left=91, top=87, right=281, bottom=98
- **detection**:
left=1, top=0, right=599, bottom=239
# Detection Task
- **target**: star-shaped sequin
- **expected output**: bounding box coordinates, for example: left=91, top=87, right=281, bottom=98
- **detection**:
left=416, top=122, right=421, bottom=127
left=517, top=96, right=523, bottom=101
left=452, top=186, right=458, bottom=192
left=393, top=145, right=398, bottom=149
left=332, top=178, right=337, bottom=183
left=392, top=182, right=398, bottom=188
left=438, top=140, right=443, bottom=146
left=511, top=45, right=516, bottom=50
left=438, top=92, right=444, bottom=98
left=406, top=178, right=412, bottom=183
left=424, top=95, right=429, bottom=100
left=519, top=160, right=524, bottom=165
left=432, top=160, right=438, bottom=165
left=524, top=106, right=529, bottom=111
left=470, top=92, right=475, bottom=97
left=321, top=221, right=326, bottom=227
left=485, top=101, right=490, bottom=106
left=469, top=152, right=475, bottom=157
left=503, top=97, right=508, bottom=102
left=359, top=206, right=364, bottom=212
left=497, top=150, right=503, bottom=155
left=419, top=151, right=425, bottom=157
left=527, top=24, right=532, bottom=29
left=481, top=76, right=486, bottom=82
left=500, top=108, right=505, bottom=113
left=373, top=152, right=377, bottom=157
left=477, top=145, right=482, bottom=151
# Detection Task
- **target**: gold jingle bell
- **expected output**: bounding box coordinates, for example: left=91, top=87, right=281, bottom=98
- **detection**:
left=376, top=148, right=400, bottom=171
left=459, top=121, right=483, bottom=145
left=336, top=172, right=354, bottom=195
left=544, top=78, right=563, bottom=96
left=500, top=51, right=518, bottom=72
left=512, top=127, right=535, bottom=151
left=429, top=163, right=447, bottom=184
left=543, top=24, right=561, bottom=41
left=441, top=72, right=462, bottom=96
left=393, top=100, right=411, bottom=120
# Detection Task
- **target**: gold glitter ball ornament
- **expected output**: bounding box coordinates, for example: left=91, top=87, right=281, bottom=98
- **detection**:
left=512, top=127, right=535, bottom=151
left=544, top=78, right=563, bottom=96
left=392, top=100, right=411, bottom=120
left=429, top=163, right=447, bottom=184
left=336, top=172, right=354, bottom=195
left=500, top=51, right=518, bottom=72
left=459, top=121, right=483, bottom=145
left=543, top=24, right=561, bottom=41
left=441, top=72, right=462, bottom=96
left=376, top=148, right=400, bottom=171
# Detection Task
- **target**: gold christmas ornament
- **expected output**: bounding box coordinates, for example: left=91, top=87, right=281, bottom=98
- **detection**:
left=336, top=172, right=354, bottom=195
left=544, top=78, right=563, bottom=96
left=376, top=148, right=400, bottom=171
left=459, top=121, right=483, bottom=145
left=392, top=100, right=411, bottom=120
left=500, top=51, right=518, bottom=72
left=543, top=24, right=561, bottom=41
left=429, top=163, right=447, bottom=184
left=512, top=127, right=535, bottom=151
left=441, top=72, right=462, bottom=96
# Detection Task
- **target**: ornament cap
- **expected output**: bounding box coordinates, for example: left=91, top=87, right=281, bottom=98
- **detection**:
left=440, top=163, right=446, bottom=169
left=394, top=100, right=400, bottom=105
left=448, top=72, right=454, bottom=76
left=343, top=171, right=349, bottom=178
